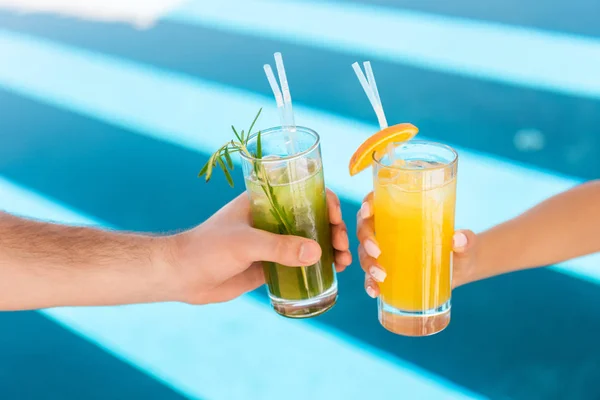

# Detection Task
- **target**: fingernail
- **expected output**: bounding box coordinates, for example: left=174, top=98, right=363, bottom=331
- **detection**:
left=364, top=239, right=381, bottom=259
left=453, top=232, right=468, bottom=249
left=369, top=266, right=387, bottom=283
left=360, top=202, right=371, bottom=219
left=366, top=285, right=377, bottom=298
left=299, top=242, right=321, bottom=263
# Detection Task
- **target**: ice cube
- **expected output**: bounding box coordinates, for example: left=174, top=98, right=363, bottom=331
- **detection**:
left=290, top=158, right=311, bottom=180
left=405, top=160, right=439, bottom=169
left=402, top=160, right=447, bottom=189
left=377, top=167, right=403, bottom=187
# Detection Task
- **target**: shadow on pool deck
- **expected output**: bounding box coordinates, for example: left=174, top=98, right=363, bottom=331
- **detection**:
left=0, top=311, right=189, bottom=400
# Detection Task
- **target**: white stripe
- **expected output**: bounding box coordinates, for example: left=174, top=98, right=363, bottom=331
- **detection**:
left=166, top=0, right=600, bottom=99
left=0, top=0, right=186, bottom=27
left=0, top=176, right=481, bottom=399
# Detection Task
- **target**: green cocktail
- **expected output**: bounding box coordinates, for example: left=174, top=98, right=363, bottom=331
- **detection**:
left=241, top=126, right=337, bottom=318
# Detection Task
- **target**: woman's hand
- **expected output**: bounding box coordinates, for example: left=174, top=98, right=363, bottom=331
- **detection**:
left=356, top=192, right=477, bottom=298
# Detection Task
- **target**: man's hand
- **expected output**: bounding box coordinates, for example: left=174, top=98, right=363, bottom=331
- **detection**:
left=165, top=190, right=352, bottom=305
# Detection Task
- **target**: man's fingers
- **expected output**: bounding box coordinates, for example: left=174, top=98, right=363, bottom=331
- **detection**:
left=332, top=222, right=349, bottom=251
left=335, top=250, right=352, bottom=272
left=326, top=189, right=343, bottom=225
left=206, top=263, right=265, bottom=303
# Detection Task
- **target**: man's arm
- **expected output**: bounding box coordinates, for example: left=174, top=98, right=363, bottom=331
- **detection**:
left=0, top=213, right=171, bottom=310
left=466, top=180, right=600, bottom=285
left=0, top=191, right=351, bottom=310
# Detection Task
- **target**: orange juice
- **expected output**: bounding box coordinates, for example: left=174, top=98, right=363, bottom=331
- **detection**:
left=375, top=165, right=456, bottom=311
left=372, top=142, right=458, bottom=336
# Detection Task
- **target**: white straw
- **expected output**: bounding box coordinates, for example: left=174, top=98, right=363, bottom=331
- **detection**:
left=352, top=63, right=387, bottom=130
left=263, top=64, right=284, bottom=108
left=264, top=64, right=287, bottom=133
left=352, top=63, right=378, bottom=113
left=274, top=53, right=296, bottom=130
left=352, top=61, right=395, bottom=162
left=264, top=53, right=299, bottom=186
left=264, top=53, right=307, bottom=290
left=274, top=53, right=292, bottom=111
left=273, top=52, right=297, bottom=155
left=364, top=62, right=387, bottom=129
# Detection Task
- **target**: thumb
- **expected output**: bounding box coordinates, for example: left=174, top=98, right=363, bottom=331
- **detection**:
left=241, top=228, right=322, bottom=267
left=453, top=229, right=477, bottom=253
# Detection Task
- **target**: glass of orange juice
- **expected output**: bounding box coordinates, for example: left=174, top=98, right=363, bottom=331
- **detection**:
left=373, top=140, right=458, bottom=336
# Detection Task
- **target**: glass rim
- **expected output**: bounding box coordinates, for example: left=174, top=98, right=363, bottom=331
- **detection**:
left=238, top=125, right=320, bottom=163
left=372, top=140, right=458, bottom=171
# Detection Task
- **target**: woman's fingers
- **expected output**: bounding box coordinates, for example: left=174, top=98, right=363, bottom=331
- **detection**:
left=358, top=245, right=386, bottom=283
left=357, top=212, right=381, bottom=260
left=453, top=229, right=477, bottom=253
left=365, top=274, right=379, bottom=298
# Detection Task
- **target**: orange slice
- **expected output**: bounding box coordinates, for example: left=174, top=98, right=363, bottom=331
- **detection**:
left=349, top=123, right=418, bottom=176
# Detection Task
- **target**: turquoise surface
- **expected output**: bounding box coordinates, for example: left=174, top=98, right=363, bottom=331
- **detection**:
left=0, top=1, right=599, bottom=399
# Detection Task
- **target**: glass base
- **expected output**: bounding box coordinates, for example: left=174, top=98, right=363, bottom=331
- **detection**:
left=378, top=299, right=451, bottom=337
left=269, top=282, right=338, bottom=319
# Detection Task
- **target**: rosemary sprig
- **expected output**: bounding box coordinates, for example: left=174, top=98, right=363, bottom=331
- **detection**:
left=198, top=108, right=296, bottom=236
left=199, top=109, right=313, bottom=294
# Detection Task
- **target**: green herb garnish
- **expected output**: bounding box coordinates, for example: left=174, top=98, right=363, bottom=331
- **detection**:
left=198, top=108, right=296, bottom=236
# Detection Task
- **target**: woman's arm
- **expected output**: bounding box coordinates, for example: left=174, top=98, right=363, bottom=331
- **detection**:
left=357, top=180, right=600, bottom=295
left=465, top=180, right=600, bottom=285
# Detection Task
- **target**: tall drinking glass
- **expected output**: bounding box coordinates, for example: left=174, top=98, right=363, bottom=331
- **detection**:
left=373, top=141, right=458, bottom=336
left=240, top=126, right=337, bottom=318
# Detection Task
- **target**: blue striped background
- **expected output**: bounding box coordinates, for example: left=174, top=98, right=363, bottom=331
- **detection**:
left=0, top=1, right=599, bottom=399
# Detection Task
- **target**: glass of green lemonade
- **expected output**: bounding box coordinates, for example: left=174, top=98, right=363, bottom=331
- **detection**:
left=240, top=126, right=337, bottom=318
